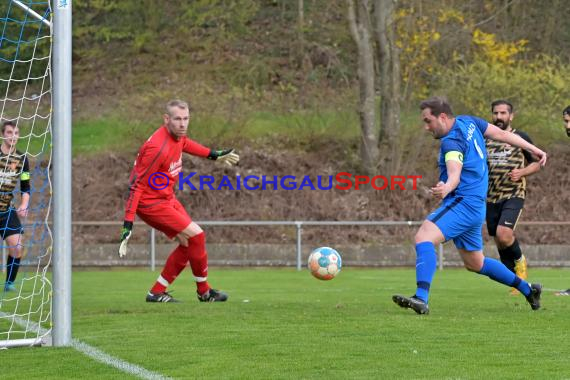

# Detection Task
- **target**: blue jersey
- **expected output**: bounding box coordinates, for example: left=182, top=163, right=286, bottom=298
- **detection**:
left=438, top=115, right=488, bottom=201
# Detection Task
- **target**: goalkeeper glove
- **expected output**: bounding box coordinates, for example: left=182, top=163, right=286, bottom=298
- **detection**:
left=118, top=221, right=133, bottom=258
left=207, top=148, right=239, bottom=166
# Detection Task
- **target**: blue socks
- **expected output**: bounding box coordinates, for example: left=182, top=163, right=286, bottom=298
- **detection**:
left=477, top=257, right=531, bottom=296
left=413, top=245, right=532, bottom=302
left=414, top=242, right=437, bottom=303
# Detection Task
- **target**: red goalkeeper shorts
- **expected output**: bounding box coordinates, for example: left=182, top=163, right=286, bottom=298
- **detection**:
left=137, top=198, right=192, bottom=239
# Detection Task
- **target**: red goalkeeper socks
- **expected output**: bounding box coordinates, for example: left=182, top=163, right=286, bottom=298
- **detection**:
left=149, top=233, right=211, bottom=295
left=150, top=244, right=189, bottom=294
left=187, top=232, right=210, bottom=295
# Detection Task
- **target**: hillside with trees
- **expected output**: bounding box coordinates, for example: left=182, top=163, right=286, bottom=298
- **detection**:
left=39, top=1, right=570, bottom=242
left=70, top=1, right=570, bottom=135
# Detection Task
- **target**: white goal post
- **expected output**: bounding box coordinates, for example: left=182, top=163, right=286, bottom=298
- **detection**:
left=52, top=0, right=72, bottom=348
left=0, top=0, right=71, bottom=349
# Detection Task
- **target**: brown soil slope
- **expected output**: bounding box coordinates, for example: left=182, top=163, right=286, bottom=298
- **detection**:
left=73, top=142, right=570, bottom=246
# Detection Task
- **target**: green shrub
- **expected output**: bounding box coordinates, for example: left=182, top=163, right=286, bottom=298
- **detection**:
left=432, top=55, right=570, bottom=144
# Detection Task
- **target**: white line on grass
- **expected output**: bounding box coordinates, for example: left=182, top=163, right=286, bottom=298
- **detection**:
left=0, top=312, right=171, bottom=380
left=71, top=339, right=172, bottom=380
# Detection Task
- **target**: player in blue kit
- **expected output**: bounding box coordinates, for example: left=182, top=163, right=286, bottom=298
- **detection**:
left=393, top=97, right=547, bottom=314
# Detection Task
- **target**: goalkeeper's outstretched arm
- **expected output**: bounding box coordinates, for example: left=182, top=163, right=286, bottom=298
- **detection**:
left=207, top=148, right=240, bottom=166
left=182, top=137, right=240, bottom=166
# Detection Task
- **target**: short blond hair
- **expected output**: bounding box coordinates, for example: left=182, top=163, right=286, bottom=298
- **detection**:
left=166, top=99, right=191, bottom=116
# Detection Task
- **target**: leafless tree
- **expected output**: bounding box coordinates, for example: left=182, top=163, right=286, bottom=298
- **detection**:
left=347, top=0, right=379, bottom=175
left=374, top=0, right=401, bottom=173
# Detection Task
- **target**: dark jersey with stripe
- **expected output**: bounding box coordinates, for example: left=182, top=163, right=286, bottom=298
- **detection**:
left=0, top=149, right=30, bottom=212
left=486, top=129, right=535, bottom=203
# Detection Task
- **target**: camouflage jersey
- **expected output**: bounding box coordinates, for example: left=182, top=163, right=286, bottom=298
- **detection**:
left=486, top=129, right=535, bottom=203
left=0, top=149, right=30, bottom=212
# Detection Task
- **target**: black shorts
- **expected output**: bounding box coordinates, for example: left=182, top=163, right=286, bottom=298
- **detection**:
left=486, top=197, right=524, bottom=236
left=0, top=209, right=23, bottom=240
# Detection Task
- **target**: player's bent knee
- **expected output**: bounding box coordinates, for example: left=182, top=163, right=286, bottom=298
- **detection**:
left=464, top=263, right=480, bottom=272
left=459, top=250, right=484, bottom=272
left=183, top=222, right=203, bottom=238
left=176, top=234, right=189, bottom=247
left=175, top=223, right=204, bottom=246
left=415, top=223, right=443, bottom=245
left=8, top=248, right=22, bottom=259
left=463, top=258, right=484, bottom=272
left=496, top=236, right=514, bottom=249
left=496, top=226, right=514, bottom=241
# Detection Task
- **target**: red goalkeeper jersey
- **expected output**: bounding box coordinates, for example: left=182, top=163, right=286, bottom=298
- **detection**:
left=123, top=125, right=211, bottom=222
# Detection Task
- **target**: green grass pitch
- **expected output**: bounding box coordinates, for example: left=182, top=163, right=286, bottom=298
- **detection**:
left=3, top=268, right=570, bottom=379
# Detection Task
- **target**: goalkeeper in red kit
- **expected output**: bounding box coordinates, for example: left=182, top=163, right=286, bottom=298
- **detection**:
left=119, top=99, right=239, bottom=303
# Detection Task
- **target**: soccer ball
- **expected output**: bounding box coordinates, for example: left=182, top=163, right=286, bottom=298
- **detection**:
left=307, top=247, right=342, bottom=280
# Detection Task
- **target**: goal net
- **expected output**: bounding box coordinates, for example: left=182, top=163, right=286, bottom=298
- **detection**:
left=0, top=0, right=52, bottom=348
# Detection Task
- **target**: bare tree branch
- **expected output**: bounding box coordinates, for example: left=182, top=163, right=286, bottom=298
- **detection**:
left=473, top=0, right=519, bottom=28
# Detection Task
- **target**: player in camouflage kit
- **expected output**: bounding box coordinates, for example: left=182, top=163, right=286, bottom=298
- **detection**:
left=562, top=106, right=570, bottom=137
left=0, top=121, right=30, bottom=292
left=486, top=100, right=541, bottom=295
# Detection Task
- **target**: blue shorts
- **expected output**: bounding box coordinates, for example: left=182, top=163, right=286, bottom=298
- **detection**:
left=427, top=196, right=485, bottom=251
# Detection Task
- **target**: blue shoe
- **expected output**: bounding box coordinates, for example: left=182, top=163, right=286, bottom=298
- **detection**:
left=4, top=282, right=16, bottom=292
